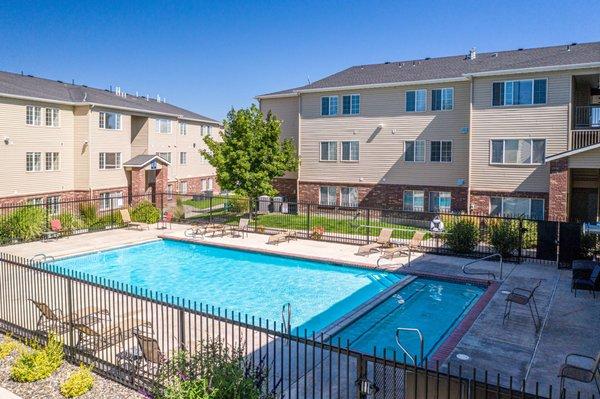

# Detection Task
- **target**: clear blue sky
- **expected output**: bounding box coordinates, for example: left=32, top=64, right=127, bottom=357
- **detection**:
left=0, top=0, right=598, bottom=121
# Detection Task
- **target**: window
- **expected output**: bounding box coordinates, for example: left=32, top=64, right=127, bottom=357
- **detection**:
left=431, top=88, right=454, bottom=111
left=341, top=141, right=359, bottom=161
left=341, top=187, right=358, bottom=207
left=492, top=79, right=547, bottom=106
left=99, top=192, right=123, bottom=211
left=179, top=152, right=187, bottom=165
left=45, top=108, right=59, bottom=127
left=156, top=118, right=172, bottom=133
left=28, top=198, right=43, bottom=206
left=342, top=94, right=360, bottom=115
left=429, top=191, right=452, bottom=213
left=99, top=112, right=121, bottom=130
left=319, top=186, right=337, bottom=206
left=45, top=152, right=60, bottom=171
left=403, top=190, right=424, bottom=211
left=99, top=152, right=121, bottom=169
left=321, top=96, right=338, bottom=116
left=320, top=141, right=338, bottom=161
left=490, top=139, right=545, bottom=165
left=180, top=122, right=187, bottom=135
left=207, top=178, right=213, bottom=190
left=430, top=141, right=452, bottom=162
left=156, top=152, right=171, bottom=163
left=490, top=197, right=545, bottom=220
left=406, top=89, right=426, bottom=112
left=404, top=140, right=425, bottom=162
left=199, top=154, right=208, bottom=164
left=167, top=184, right=174, bottom=200
left=26, top=152, right=41, bottom=172
left=180, top=181, right=188, bottom=194
left=47, top=196, right=60, bottom=214
left=26, top=106, right=41, bottom=126
left=201, top=179, right=207, bottom=191
left=201, top=125, right=211, bottom=136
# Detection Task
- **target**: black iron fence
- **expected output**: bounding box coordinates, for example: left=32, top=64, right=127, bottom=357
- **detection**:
left=0, top=254, right=591, bottom=398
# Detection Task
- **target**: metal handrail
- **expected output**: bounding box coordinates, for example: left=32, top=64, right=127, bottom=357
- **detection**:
left=31, top=253, right=55, bottom=263
left=462, top=253, right=503, bottom=280
left=395, top=327, right=424, bottom=365
left=281, top=303, right=291, bottom=334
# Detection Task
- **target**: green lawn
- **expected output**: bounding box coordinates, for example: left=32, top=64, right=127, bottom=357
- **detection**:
left=182, top=196, right=227, bottom=210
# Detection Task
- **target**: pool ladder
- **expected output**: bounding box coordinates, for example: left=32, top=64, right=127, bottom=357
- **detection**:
left=462, top=253, right=503, bottom=280
left=282, top=303, right=291, bottom=334
left=395, top=327, right=424, bottom=365
left=31, top=253, right=55, bottom=263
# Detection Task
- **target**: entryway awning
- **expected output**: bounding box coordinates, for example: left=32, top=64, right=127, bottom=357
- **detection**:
left=123, top=154, right=171, bottom=169
left=546, top=142, right=600, bottom=162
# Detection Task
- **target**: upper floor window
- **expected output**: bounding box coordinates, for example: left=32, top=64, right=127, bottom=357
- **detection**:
left=492, top=79, right=547, bottom=106
left=156, top=152, right=172, bottom=163
left=429, top=191, right=452, bottom=213
left=406, top=89, right=426, bottom=112
left=45, top=108, right=59, bottom=127
left=431, top=88, right=454, bottom=111
left=26, top=106, right=41, bottom=126
left=26, top=152, right=42, bottom=172
left=341, top=187, right=358, bottom=207
left=180, top=122, right=187, bottom=135
left=490, top=139, right=545, bottom=165
left=403, top=190, right=424, bottom=212
left=490, top=197, right=544, bottom=220
left=319, top=186, right=337, bottom=206
left=156, top=118, right=171, bottom=134
left=341, top=141, right=359, bottom=161
left=430, top=141, right=452, bottom=162
left=342, top=94, right=360, bottom=115
left=201, top=125, right=212, bottom=136
left=45, top=152, right=60, bottom=171
left=99, top=152, right=121, bottom=169
left=321, top=96, right=338, bottom=116
left=404, top=140, right=425, bottom=162
left=320, top=141, right=337, bottom=161
left=179, top=152, right=187, bottom=165
left=99, top=112, right=121, bottom=130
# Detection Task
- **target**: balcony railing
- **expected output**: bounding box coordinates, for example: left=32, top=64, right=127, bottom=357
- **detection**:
left=571, top=129, right=600, bottom=149
left=574, top=105, right=600, bottom=128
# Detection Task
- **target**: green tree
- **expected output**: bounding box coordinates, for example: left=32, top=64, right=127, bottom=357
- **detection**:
left=202, top=105, right=299, bottom=198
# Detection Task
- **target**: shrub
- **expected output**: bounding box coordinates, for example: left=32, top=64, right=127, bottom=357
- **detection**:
left=57, top=213, right=84, bottom=234
left=489, top=220, right=520, bottom=258
left=10, top=335, right=63, bottom=382
left=162, top=378, right=216, bottom=399
left=0, top=336, right=19, bottom=360
left=446, top=219, right=479, bottom=254
left=131, top=201, right=161, bottom=224
left=79, top=203, right=98, bottom=226
left=59, top=365, right=94, bottom=398
left=0, top=206, right=46, bottom=242
left=229, top=196, right=250, bottom=214
left=311, top=226, right=325, bottom=240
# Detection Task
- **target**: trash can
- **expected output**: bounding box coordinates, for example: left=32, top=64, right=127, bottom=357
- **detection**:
left=258, top=196, right=270, bottom=213
left=273, top=196, right=283, bottom=212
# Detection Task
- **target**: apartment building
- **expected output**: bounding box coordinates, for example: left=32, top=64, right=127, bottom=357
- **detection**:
left=0, top=71, right=221, bottom=207
left=257, top=42, right=600, bottom=222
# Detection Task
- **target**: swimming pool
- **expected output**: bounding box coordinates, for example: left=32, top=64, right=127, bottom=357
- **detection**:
left=331, top=278, right=485, bottom=361
left=53, top=239, right=405, bottom=333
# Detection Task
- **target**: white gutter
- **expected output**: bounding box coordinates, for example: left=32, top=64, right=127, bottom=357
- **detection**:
left=462, top=62, right=600, bottom=78
left=254, top=92, right=299, bottom=100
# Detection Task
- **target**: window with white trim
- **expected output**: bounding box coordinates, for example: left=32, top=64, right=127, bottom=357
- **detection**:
left=28, top=198, right=44, bottom=206
left=26, top=106, right=41, bottom=126
left=430, top=141, right=452, bottom=162
left=99, top=112, right=121, bottom=130
left=319, top=186, right=337, bottom=206
left=341, top=187, right=358, bottom=207
left=207, top=178, right=213, bottom=190
left=167, top=184, right=174, bottom=200
left=156, top=152, right=171, bottom=163
left=321, top=96, right=338, bottom=116
left=26, top=152, right=42, bottom=172
left=341, top=141, right=359, bottom=161
left=45, top=108, right=59, bottom=127
left=492, top=79, right=547, bottom=106
left=99, top=192, right=124, bottom=211
left=156, top=118, right=172, bottom=133
left=47, top=196, right=60, bottom=214
left=45, top=152, right=60, bottom=171
left=490, top=197, right=545, bottom=220
left=99, top=152, right=121, bottom=169
left=403, top=190, right=424, bottom=211
left=179, top=122, right=187, bottom=135
left=180, top=181, right=188, bottom=194
left=320, top=141, right=337, bottom=161
left=429, top=191, right=452, bottom=213
left=179, top=152, right=187, bottom=165
left=490, top=139, right=545, bottom=165
left=406, top=89, right=426, bottom=112
left=404, top=140, right=425, bottom=162
left=201, top=179, right=207, bottom=191
left=342, top=94, right=360, bottom=115
left=431, top=88, right=454, bottom=111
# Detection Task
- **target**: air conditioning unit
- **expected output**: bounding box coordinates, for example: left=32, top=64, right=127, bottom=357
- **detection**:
left=590, top=95, right=600, bottom=105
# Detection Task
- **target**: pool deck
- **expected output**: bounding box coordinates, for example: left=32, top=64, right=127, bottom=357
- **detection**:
left=0, top=226, right=599, bottom=397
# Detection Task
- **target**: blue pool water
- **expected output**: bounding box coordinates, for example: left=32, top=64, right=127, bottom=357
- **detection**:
left=331, top=278, right=484, bottom=361
left=53, top=239, right=405, bottom=333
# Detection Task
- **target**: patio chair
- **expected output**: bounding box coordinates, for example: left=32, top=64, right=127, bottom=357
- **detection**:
left=558, top=351, right=600, bottom=396
left=120, top=209, right=150, bottom=231
left=356, top=228, right=393, bottom=256
left=73, top=316, right=153, bottom=354
left=29, top=299, right=110, bottom=334
left=229, top=218, right=250, bottom=238
left=379, top=230, right=426, bottom=261
left=572, top=265, right=600, bottom=298
left=267, top=230, right=297, bottom=245
left=132, top=331, right=169, bottom=378
left=158, top=211, right=173, bottom=229
left=42, top=219, right=63, bottom=242
left=502, top=280, right=542, bottom=331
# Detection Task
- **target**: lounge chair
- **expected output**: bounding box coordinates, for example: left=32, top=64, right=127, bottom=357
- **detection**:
left=42, top=219, right=63, bottom=242
left=73, top=316, right=153, bottom=354
left=132, top=331, right=169, bottom=377
left=572, top=265, right=600, bottom=298
left=558, top=351, right=600, bottom=395
left=29, top=299, right=110, bottom=334
left=120, top=209, right=150, bottom=230
left=379, top=230, right=426, bottom=261
left=229, top=218, right=250, bottom=238
left=267, top=230, right=297, bottom=245
left=356, top=228, right=393, bottom=256
left=502, top=280, right=542, bottom=331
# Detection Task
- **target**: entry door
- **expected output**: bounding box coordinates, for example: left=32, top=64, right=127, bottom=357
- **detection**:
left=570, top=188, right=598, bottom=222
left=146, top=170, right=157, bottom=202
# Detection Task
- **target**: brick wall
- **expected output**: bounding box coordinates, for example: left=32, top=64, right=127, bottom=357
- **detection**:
left=469, top=190, right=549, bottom=217
left=273, top=178, right=297, bottom=200
left=548, top=158, right=569, bottom=222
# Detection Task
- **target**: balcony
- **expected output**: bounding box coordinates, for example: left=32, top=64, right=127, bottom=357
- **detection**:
left=571, top=106, right=600, bottom=149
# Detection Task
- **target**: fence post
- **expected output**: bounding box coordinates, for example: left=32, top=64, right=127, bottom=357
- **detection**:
left=178, top=308, right=186, bottom=350
left=518, top=218, right=524, bottom=264
left=209, top=195, right=213, bottom=223
left=66, top=278, right=74, bottom=356
left=366, top=209, right=371, bottom=244
left=110, top=196, right=114, bottom=229
left=45, top=200, right=50, bottom=230
left=306, top=203, right=311, bottom=239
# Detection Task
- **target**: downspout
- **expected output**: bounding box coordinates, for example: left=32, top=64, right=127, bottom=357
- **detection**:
left=88, top=104, right=94, bottom=198
left=296, top=95, right=302, bottom=202
left=467, top=76, right=474, bottom=213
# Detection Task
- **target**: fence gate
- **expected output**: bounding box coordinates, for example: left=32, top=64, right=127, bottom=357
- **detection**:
left=559, top=222, right=583, bottom=265
left=536, top=220, right=558, bottom=262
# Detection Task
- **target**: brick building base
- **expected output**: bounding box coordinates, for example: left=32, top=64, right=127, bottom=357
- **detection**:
left=273, top=178, right=297, bottom=200
left=548, top=159, right=569, bottom=222
left=469, top=190, right=549, bottom=217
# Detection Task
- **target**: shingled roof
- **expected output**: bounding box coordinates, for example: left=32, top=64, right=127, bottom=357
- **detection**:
left=257, top=42, right=600, bottom=97
left=0, top=70, right=219, bottom=123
